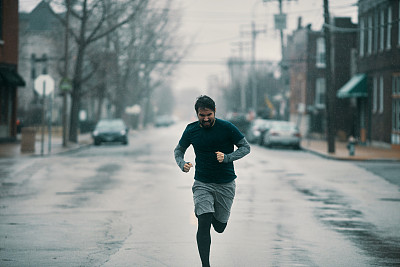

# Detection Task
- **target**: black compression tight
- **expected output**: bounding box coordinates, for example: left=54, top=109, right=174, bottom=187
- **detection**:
left=196, top=213, right=227, bottom=267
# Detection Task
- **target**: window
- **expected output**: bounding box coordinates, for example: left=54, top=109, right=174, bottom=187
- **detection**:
left=380, top=9, right=385, bottom=51
left=315, top=78, right=326, bottom=108
left=373, top=76, right=378, bottom=113
left=387, top=6, right=392, bottom=49
left=398, top=1, right=400, bottom=46
left=0, top=86, right=10, bottom=125
left=392, top=75, right=400, bottom=145
left=360, top=18, right=365, bottom=57
left=395, top=75, right=400, bottom=95
left=379, top=76, right=384, bottom=113
left=368, top=15, right=373, bottom=54
left=374, top=10, right=379, bottom=53
left=316, top=38, right=326, bottom=68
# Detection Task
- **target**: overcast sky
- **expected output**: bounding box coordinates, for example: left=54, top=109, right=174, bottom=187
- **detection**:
left=19, top=0, right=358, bottom=93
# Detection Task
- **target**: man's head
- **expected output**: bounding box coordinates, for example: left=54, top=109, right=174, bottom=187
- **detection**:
left=195, top=95, right=216, bottom=128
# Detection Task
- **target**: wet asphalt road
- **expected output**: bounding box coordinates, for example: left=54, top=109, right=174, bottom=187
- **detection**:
left=0, top=122, right=399, bottom=266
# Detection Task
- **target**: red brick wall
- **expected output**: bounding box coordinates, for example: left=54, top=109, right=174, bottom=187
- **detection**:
left=0, top=0, right=19, bottom=64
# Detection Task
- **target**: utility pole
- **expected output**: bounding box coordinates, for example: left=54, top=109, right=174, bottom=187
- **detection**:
left=323, top=0, right=335, bottom=153
left=242, top=21, right=265, bottom=113
left=277, top=0, right=288, bottom=121
left=231, top=41, right=248, bottom=112
left=276, top=0, right=285, bottom=72
left=251, top=21, right=257, bottom=113
left=263, top=0, right=292, bottom=120
left=239, top=42, right=246, bottom=113
left=62, top=0, right=71, bottom=147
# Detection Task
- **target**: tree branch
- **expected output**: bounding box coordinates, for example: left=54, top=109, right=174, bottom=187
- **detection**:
left=87, top=0, right=148, bottom=44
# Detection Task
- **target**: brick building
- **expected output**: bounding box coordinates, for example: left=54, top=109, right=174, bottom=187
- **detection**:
left=287, top=22, right=325, bottom=136
left=355, top=0, right=400, bottom=148
left=287, top=17, right=357, bottom=139
left=0, top=0, right=26, bottom=141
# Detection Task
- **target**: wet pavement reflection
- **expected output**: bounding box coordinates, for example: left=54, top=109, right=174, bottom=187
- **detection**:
left=289, top=178, right=400, bottom=266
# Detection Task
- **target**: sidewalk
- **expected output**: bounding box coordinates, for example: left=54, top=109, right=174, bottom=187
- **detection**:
left=302, top=139, right=400, bottom=161
left=0, top=133, right=93, bottom=158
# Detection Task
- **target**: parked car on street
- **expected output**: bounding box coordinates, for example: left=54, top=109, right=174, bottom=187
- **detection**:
left=154, top=115, right=175, bottom=127
left=92, top=119, right=129, bottom=146
left=262, top=121, right=301, bottom=149
left=245, top=119, right=275, bottom=144
left=225, top=112, right=251, bottom=134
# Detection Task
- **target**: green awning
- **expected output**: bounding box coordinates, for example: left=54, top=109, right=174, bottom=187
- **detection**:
left=0, top=68, right=26, bottom=87
left=337, top=74, right=367, bottom=98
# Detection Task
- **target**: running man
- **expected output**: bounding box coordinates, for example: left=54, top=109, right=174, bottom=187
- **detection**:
left=174, top=95, right=250, bottom=267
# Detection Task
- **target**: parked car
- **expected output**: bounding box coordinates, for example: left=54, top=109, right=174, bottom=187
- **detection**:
left=154, top=115, right=175, bottom=127
left=262, top=121, right=301, bottom=149
left=225, top=112, right=251, bottom=134
left=92, top=119, right=129, bottom=146
left=245, top=119, right=275, bottom=144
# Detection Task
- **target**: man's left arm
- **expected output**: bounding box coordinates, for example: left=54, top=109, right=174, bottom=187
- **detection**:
left=221, top=137, right=250, bottom=163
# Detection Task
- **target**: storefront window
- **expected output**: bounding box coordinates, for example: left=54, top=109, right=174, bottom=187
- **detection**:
left=379, top=76, right=384, bottom=113
left=373, top=77, right=378, bottom=113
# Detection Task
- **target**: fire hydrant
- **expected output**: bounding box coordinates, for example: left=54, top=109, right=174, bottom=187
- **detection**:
left=347, top=136, right=356, bottom=156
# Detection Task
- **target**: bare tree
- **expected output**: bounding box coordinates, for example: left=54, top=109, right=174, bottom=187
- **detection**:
left=52, top=0, right=149, bottom=142
left=84, top=49, right=117, bottom=121
left=110, top=0, right=187, bottom=123
left=62, top=0, right=187, bottom=128
left=154, top=84, right=175, bottom=115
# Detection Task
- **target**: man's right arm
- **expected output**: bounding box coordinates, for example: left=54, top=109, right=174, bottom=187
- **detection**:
left=174, top=143, right=188, bottom=171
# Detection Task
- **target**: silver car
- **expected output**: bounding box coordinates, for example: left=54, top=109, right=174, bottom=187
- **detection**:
left=262, top=121, right=301, bottom=149
left=245, top=119, right=275, bottom=144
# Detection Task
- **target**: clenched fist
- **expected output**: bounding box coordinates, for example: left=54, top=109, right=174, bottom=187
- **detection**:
left=215, top=151, right=224, bottom=163
left=183, top=162, right=193, bottom=172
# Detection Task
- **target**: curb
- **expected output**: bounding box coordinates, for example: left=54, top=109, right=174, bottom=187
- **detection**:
left=31, top=143, right=92, bottom=157
left=303, top=147, right=400, bottom=162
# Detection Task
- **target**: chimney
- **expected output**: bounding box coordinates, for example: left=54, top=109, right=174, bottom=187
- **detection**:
left=297, top=17, right=302, bottom=30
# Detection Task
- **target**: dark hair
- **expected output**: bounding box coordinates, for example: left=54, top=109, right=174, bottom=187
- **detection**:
left=195, top=95, right=215, bottom=113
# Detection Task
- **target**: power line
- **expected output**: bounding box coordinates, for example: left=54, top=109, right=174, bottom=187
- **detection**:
left=193, top=36, right=241, bottom=46
left=165, top=59, right=279, bottom=65
left=182, top=2, right=356, bottom=18
left=181, top=3, right=357, bottom=22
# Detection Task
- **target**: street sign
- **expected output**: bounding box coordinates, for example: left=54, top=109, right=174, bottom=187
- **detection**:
left=60, top=77, right=72, bottom=92
left=34, top=75, right=55, bottom=96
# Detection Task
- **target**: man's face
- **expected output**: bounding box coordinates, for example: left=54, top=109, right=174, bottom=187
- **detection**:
left=197, top=108, right=215, bottom=128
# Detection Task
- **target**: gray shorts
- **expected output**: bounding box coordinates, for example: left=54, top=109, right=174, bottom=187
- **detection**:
left=192, top=180, right=236, bottom=223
